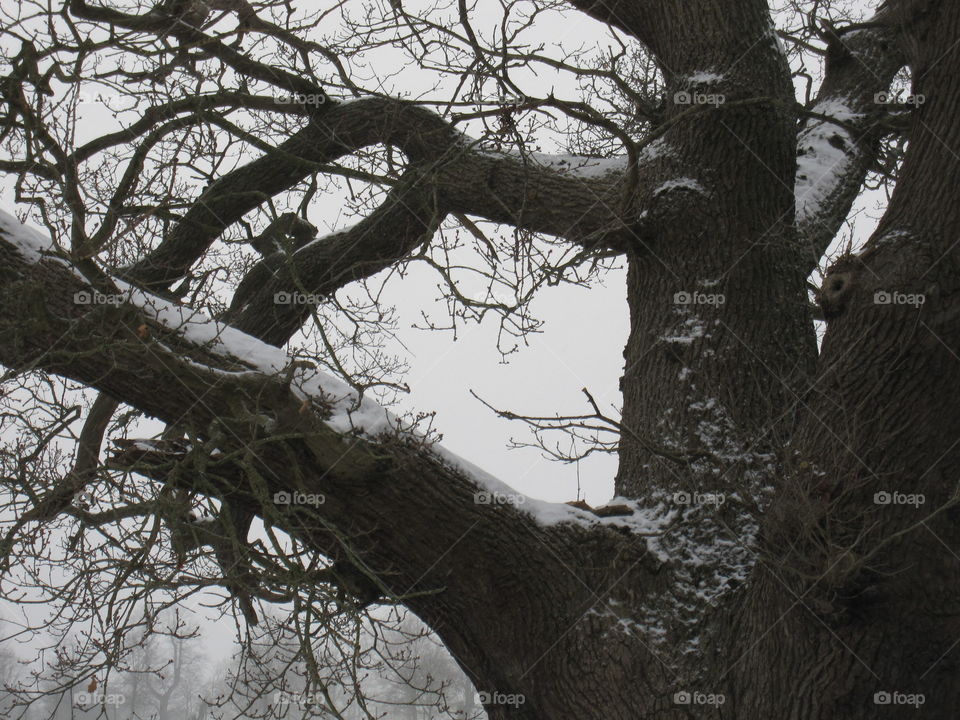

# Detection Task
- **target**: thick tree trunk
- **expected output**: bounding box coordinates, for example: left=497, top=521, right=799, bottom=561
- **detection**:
left=722, top=3, right=960, bottom=717
left=610, top=2, right=960, bottom=718
left=4, top=1, right=960, bottom=718
left=613, top=0, right=818, bottom=498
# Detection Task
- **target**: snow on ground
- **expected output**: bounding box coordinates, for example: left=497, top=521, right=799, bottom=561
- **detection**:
left=1, top=207, right=668, bottom=536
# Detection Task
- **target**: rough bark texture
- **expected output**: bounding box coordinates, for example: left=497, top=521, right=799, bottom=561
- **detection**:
left=732, top=3, right=960, bottom=716
left=3, top=0, right=959, bottom=717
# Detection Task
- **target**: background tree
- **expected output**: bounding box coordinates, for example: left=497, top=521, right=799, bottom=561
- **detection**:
left=0, top=0, right=957, bottom=717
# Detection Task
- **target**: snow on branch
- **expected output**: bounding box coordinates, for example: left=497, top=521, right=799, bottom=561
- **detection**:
left=0, top=207, right=665, bottom=536
left=795, top=98, right=862, bottom=227
left=0, top=209, right=58, bottom=261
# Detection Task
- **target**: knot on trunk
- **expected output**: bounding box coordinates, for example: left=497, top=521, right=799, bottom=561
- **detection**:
left=818, top=255, right=865, bottom=319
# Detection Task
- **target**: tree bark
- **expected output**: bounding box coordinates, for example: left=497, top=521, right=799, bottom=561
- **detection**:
left=726, top=2, right=960, bottom=716
left=3, top=0, right=958, bottom=717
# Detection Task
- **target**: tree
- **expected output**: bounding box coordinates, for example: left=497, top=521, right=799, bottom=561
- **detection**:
left=0, top=0, right=956, bottom=716
left=114, top=612, right=209, bottom=720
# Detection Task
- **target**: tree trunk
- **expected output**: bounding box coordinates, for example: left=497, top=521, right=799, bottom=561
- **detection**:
left=4, top=0, right=960, bottom=718
left=725, top=3, right=960, bottom=716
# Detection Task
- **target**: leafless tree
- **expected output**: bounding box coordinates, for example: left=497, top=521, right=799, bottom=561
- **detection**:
left=0, top=0, right=956, bottom=716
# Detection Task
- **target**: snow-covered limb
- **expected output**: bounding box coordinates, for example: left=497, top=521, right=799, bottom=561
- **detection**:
left=0, top=207, right=662, bottom=535
left=1, top=204, right=686, bottom=687
left=0, top=209, right=58, bottom=262
left=795, top=98, right=862, bottom=227
left=132, top=263, right=669, bottom=531
left=793, top=13, right=906, bottom=271
left=653, top=178, right=707, bottom=197
left=685, top=70, right=724, bottom=85
left=119, top=95, right=634, bottom=297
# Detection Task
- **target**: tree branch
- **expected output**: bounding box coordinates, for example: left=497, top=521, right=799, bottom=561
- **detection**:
left=121, top=97, right=632, bottom=294
left=794, top=7, right=907, bottom=272
left=0, top=209, right=666, bottom=705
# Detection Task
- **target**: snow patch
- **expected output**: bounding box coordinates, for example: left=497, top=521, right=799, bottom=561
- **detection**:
left=0, top=208, right=93, bottom=281
left=297, top=228, right=349, bottom=254
left=132, top=439, right=162, bottom=452
left=872, top=229, right=912, bottom=247
left=0, top=209, right=58, bottom=262
left=638, top=137, right=673, bottom=164
left=653, top=178, right=706, bottom=196
left=0, top=208, right=678, bottom=536
left=522, top=152, right=628, bottom=179
left=812, top=98, right=863, bottom=123
left=686, top=71, right=724, bottom=85
left=795, top=99, right=860, bottom=224
left=660, top=317, right=708, bottom=345
left=767, top=22, right=787, bottom=59
left=115, top=279, right=288, bottom=375
left=289, top=365, right=395, bottom=436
